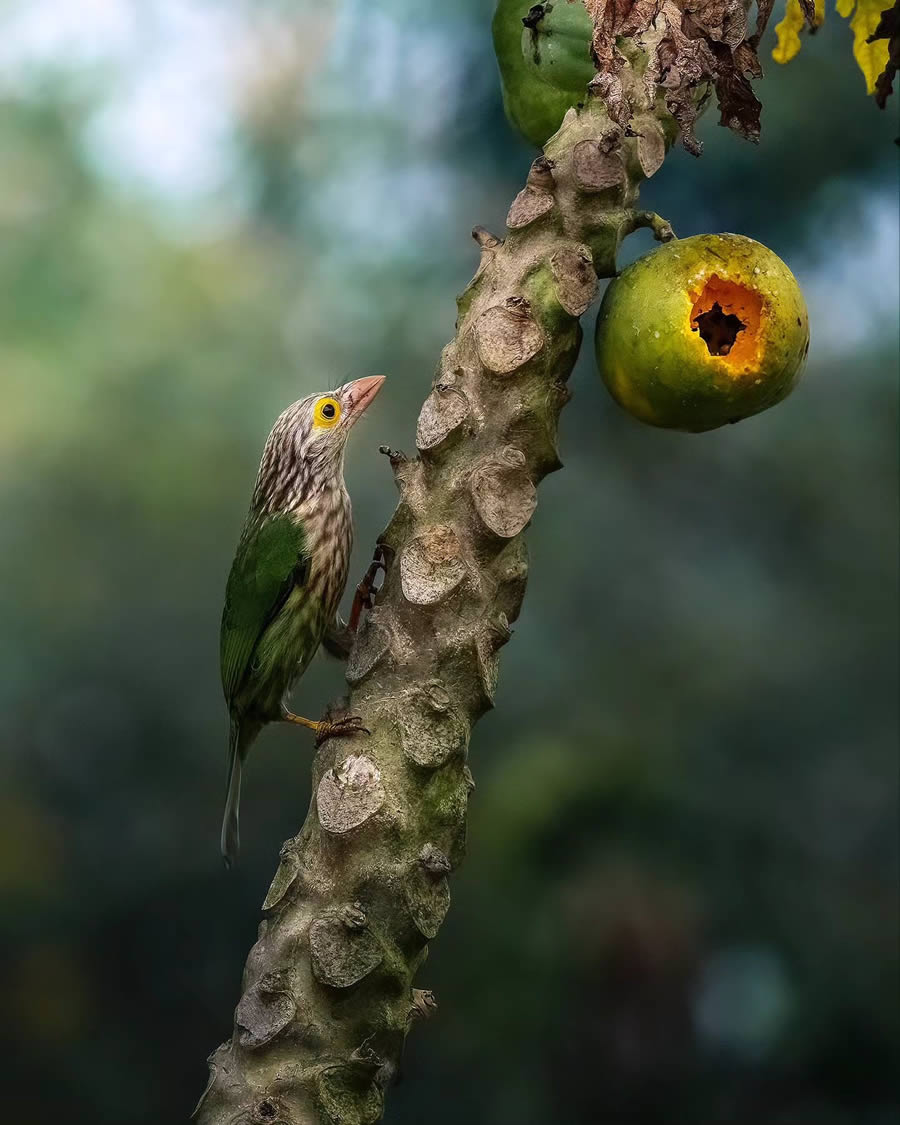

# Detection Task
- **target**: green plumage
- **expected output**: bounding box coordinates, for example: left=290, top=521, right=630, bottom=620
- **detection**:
left=220, top=512, right=322, bottom=868
left=220, top=513, right=310, bottom=707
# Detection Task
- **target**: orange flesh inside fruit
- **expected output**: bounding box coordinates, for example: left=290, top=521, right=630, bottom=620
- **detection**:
left=689, top=275, right=763, bottom=375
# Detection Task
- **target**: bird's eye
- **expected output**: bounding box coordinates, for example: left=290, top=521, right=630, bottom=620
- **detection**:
left=314, top=397, right=341, bottom=427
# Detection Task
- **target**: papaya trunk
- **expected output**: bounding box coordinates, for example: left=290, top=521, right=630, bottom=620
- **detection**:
left=195, top=24, right=687, bottom=1125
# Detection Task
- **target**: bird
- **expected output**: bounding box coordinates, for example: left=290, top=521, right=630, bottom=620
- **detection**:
left=219, top=375, right=385, bottom=867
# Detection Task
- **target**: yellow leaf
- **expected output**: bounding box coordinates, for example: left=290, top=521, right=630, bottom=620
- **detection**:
left=773, top=0, right=807, bottom=63
left=773, top=0, right=826, bottom=65
left=838, top=0, right=892, bottom=93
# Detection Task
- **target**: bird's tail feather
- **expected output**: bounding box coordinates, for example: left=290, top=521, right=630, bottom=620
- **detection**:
left=221, top=718, right=258, bottom=869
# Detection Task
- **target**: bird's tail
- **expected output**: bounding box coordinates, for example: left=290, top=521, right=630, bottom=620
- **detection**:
left=221, top=718, right=259, bottom=869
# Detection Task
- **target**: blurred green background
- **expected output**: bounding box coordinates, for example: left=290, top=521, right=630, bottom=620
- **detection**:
left=1, top=1, right=897, bottom=1121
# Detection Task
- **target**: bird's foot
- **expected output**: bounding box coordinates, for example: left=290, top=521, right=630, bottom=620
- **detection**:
left=314, top=713, right=370, bottom=746
left=281, top=710, right=369, bottom=746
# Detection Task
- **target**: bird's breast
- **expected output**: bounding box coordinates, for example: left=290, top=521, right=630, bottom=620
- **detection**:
left=302, top=486, right=353, bottom=620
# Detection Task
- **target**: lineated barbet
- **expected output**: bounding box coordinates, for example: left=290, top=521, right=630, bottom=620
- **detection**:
left=219, top=375, right=385, bottom=867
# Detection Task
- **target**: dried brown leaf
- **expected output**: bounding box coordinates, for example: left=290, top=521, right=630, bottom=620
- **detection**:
left=580, top=0, right=813, bottom=152
left=585, top=0, right=661, bottom=125
left=712, top=41, right=764, bottom=143
left=684, top=0, right=749, bottom=48
left=752, top=0, right=777, bottom=46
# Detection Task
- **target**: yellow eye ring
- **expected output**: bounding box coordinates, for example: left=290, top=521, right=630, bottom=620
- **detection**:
left=313, top=396, right=341, bottom=428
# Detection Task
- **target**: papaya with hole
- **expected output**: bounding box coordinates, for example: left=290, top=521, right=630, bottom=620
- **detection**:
left=493, top=0, right=595, bottom=147
left=594, top=234, right=810, bottom=432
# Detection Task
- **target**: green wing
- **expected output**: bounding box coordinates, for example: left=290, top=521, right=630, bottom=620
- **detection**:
left=220, top=512, right=310, bottom=705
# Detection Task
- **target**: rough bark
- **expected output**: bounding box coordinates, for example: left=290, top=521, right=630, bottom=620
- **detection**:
left=195, top=31, right=680, bottom=1125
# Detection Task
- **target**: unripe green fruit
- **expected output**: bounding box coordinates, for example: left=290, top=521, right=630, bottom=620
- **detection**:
left=521, top=2, right=595, bottom=93
left=493, top=0, right=594, bottom=147
left=594, top=234, right=810, bottom=432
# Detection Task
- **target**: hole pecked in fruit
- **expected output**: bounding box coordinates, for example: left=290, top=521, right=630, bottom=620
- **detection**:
left=693, top=302, right=746, bottom=356
left=689, top=275, right=763, bottom=370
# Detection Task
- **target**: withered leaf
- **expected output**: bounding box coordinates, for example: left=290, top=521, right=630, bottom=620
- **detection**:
left=580, top=0, right=817, bottom=153
left=712, top=40, right=764, bottom=143
left=585, top=0, right=661, bottom=126
left=751, top=0, right=777, bottom=47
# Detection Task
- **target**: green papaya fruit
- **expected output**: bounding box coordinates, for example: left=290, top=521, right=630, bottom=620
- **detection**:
left=493, top=0, right=595, bottom=147
left=595, top=234, right=810, bottom=432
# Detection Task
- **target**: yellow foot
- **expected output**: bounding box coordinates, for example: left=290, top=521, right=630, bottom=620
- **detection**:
left=281, top=711, right=370, bottom=746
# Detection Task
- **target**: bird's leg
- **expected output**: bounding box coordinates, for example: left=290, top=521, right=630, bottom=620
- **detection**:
left=348, top=543, right=389, bottom=634
left=281, top=710, right=370, bottom=746
left=321, top=545, right=390, bottom=661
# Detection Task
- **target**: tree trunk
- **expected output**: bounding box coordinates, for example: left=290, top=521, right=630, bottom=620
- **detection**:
left=195, top=28, right=679, bottom=1125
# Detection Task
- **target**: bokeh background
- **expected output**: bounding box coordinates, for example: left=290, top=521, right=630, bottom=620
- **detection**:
left=1, top=1, right=897, bottom=1121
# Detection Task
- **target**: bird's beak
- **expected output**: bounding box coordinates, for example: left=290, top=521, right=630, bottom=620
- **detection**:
left=342, top=375, right=386, bottom=423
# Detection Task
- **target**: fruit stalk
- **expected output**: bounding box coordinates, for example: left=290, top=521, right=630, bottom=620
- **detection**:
left=195, top=24, right=683, bottom=1125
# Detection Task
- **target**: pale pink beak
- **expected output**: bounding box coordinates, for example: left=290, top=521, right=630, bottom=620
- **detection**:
left=342, top=375, right=386, bottom=423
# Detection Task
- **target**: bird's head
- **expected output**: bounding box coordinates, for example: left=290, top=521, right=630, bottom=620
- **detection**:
left=294, top=375, right=385, bottom=462
left=256, top=376, right=386, bottom=506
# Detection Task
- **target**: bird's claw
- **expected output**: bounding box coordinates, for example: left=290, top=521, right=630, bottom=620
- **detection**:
left=314, top=714, right=370, bottom=746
